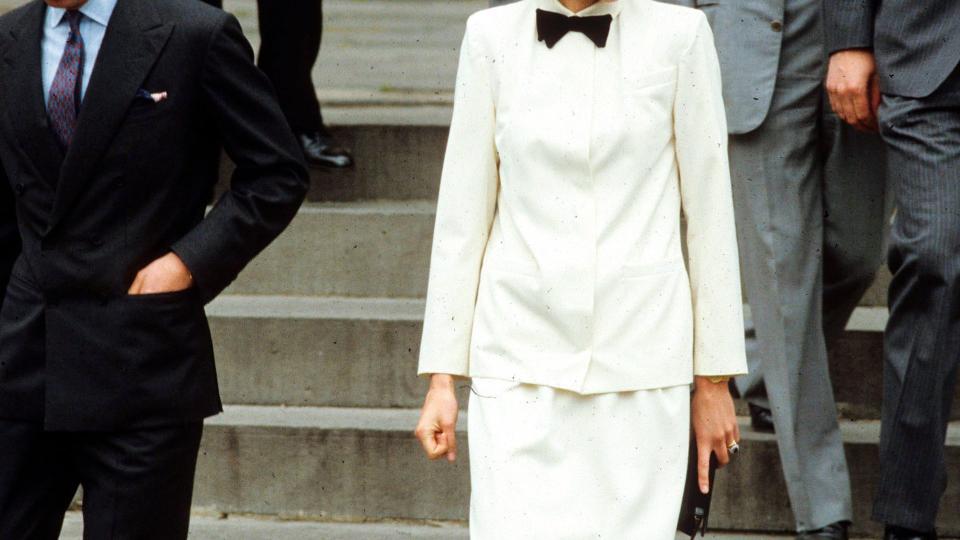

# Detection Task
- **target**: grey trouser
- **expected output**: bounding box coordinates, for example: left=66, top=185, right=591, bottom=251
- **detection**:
left=730, top=0, right=891, bottom=531
left=873, top=64, right=960, bottom=531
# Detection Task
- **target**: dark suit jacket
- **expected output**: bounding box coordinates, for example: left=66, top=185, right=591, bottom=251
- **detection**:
left=0, top=0, right=309, bottom=431
left=824, top=0, right=960, bottom=98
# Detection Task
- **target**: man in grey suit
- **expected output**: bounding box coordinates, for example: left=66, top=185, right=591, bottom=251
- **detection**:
left=825, top=2, right=960, bottom=538
left=664, top=0, right=890, bottom=538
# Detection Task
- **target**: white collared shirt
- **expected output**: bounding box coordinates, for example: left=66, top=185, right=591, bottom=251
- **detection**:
left=42, top=0, right=119, bottom=106
left=418, top=0, right=747, bottom=392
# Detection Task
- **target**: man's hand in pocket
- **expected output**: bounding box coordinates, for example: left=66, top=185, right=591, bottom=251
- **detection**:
left=128, top=252, right=194, bottom=295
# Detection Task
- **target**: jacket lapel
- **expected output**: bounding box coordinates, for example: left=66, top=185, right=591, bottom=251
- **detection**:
left=1, top=0, right=66, bottom=187
left=47, top=0, right=173, bottom=233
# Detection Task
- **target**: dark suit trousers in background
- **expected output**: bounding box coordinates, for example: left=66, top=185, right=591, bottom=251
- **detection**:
left=875, top=65, right=960, bottom=531
left=201, top=0, right=325, bottom=134
left=0, top=419, right=202, bottom=540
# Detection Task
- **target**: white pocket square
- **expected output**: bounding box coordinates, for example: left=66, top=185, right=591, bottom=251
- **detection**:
left=135, top=89, right=168, bottom=103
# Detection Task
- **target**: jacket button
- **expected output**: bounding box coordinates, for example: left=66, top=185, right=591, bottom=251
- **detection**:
left=14, top=183, right=25, bottom=195
left=770, top=19, right=783, bottom=32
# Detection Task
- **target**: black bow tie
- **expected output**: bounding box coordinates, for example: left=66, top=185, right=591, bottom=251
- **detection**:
left=536, top=8, right=613, bottom=49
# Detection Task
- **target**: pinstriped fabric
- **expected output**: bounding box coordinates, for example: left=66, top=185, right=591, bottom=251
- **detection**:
left=824, top=0, right=960, bottom=98
left=47, top=11, right=84, bottom=149
left=874, top=65, right=960, bottom=531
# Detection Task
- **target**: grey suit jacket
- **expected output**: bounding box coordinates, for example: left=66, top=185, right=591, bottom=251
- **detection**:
left=662, top=0, right=784, bottom=134
left=824, top=0, right=960, bottom=98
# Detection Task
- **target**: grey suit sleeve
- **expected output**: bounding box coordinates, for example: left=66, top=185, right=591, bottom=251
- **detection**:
left=823, top=0, right=877, bottom=53
left=171, top=13, right=309, bottom=302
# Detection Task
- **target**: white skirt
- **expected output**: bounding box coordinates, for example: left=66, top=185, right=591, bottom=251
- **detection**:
left=468, top=377, right=690, bottom=540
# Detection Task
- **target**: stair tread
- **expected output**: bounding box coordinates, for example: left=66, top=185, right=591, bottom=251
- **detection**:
left=208, top=405, right=960, bottom=446
left=207, top=295, right=424, bottom=321
left=207, top=296, right=888, bottom=332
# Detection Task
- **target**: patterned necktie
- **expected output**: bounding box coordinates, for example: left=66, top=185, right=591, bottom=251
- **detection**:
left=48, top=10, right=85, bottom=149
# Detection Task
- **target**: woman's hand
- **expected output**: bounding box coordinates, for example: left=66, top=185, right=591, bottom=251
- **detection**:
left=692, top=376, right=740, bottom=494
left=414, top=374, right=460, bottom=462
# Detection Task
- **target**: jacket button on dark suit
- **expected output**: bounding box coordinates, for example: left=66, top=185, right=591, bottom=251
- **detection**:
left=770, top=19, right=783, bottom=32
left=14, top=183, right=25, bottom=195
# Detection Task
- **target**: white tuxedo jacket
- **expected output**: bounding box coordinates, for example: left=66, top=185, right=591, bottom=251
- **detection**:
left=418, top=0, right=748, bottom=393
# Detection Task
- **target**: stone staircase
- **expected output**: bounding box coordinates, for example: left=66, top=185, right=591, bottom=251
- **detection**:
left=187, top=115, right=960, bottom=538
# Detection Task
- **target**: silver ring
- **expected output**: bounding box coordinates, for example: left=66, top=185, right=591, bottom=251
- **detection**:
left=727, top=441, right=740, bottom=455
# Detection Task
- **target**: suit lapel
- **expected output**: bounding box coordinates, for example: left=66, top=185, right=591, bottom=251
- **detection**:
left=1, top=0, right=66, bottom=187
left=48, top=0, right=173, bottom=233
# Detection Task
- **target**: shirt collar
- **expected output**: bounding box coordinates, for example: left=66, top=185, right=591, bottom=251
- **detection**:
left=536, top=0, right=622, bottom=19
left=45, top=0, right=119, bottom=30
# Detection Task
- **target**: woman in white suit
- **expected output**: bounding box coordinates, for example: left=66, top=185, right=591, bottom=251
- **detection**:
left=414, top=0, right=747, bottom=537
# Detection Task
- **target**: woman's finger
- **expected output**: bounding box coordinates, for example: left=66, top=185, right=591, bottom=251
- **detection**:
left=415, top=422, right=446, bottom=459
left=443, top=424, right=458, bottom=462
left=714, top=438, right=730, bottom=467
left=430, top=428, right=449, bottom=459
left=697, top=443, right=712, bottom=494
left=415, top=425, right=435, bottom=457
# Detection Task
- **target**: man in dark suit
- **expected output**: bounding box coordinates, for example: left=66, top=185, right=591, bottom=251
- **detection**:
left=0, top=0, right=309, bottom=537
left=824, top=1, right=960, bottom=538
left=202, top=0, right=354, bottom=169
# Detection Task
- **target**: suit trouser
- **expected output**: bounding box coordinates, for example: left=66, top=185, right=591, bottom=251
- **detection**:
left=200, top=0, right=325, bottom=133
left=729, top=0, right=890, bottom=530
left=0, top=420, right=203, bottom=540
left=873, top=65, right=960, bottom=531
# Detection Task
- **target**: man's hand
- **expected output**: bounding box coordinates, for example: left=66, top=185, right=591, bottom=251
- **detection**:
left=414, top=374, right=460, bottom=462
left=128, top=252, right=194, bottom=295
left=826, top=48, right=881, bottom=132
left=692, top=376, right=740, bottom=494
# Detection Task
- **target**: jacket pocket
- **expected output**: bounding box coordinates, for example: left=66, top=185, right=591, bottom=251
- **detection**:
left=125, top=287, right=196, bottom=303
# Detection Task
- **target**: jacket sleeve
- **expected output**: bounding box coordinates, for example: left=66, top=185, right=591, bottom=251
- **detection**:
left=417, top=17, right=499, bottom=377
left=0, top=163, right=20, bottom=314
left=674, top=13, right=748, bottom=377
left=823, top=0, right=877, bottom=53
left=171, top=13, right=309, bottom=303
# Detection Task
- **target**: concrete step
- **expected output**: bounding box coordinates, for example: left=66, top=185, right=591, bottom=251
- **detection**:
left=60, top=512, right=470, bottom=540
left=187, top=406, right=960, bottom=537
left=59, top=512, right=860, bottom=540
left=206, top=296, right=441, bottom=409
left=224, top=202, right=433, bottom=298
left=225, top=201, right=892, bottom=305
left=207, top=296, right=960, bottom=418
left=217, top=124, right=448, bottom=204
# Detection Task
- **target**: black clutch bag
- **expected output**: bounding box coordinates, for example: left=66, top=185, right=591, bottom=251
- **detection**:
left=677, top=433, right=718, bottom=538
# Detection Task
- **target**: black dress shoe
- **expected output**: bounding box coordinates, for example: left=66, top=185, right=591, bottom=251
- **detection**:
left=749, top=402, right=775, bottom=433
left=797, top=521, right=849, bottom=540
left=885, top=525, right=938, bottom=539
left=298, top=131, right=354, bottom=169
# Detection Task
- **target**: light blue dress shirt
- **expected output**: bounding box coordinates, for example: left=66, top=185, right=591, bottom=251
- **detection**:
left=42, top=0, right=118, bottom=107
